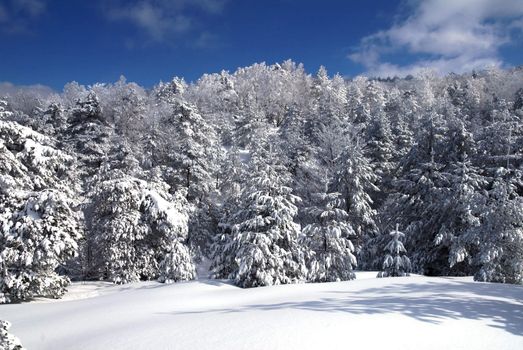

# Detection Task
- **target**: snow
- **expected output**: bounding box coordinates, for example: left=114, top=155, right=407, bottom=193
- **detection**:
left=145, top=188, right=187, bottom=228
left=238, top=149, right=251, bottom=163
left=2, top=273, right=522, bottom=350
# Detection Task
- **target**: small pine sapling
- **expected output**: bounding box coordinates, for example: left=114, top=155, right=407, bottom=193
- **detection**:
left=377, top=224, right=411, bottom=277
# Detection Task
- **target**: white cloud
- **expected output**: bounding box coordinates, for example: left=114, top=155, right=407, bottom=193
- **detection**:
left=350, top=0, right=523, bottom=77
left=107, top=2, right=192, bottom=41
left=105, top=0, right=228, bottom=43
left=0, top=0, right=46, bottom=33
left=0, top=82, right=55, bottom=97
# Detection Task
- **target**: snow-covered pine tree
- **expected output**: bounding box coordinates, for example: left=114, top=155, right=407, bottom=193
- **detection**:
left=365, top=110, right=396, bottom=207
left=186, top=70, right=239, bottom=147
left=0, top=121, right=81, bottom=303
left=221, top=145, right=306, bottom=287
left=377, top=224, right=411, bottom=277
left=155, top=189, right=197, bottom=284
left=309, top=67, right=348, bottom=134
left=64, top=90, right=113, bottom=179
left=381, top=110, right=451, bottom=275
left=88, top=171, right=194, bottom=284
left=434, top=119, right=487, bottom=275
left=0, top=100, right=13, bottom=120
left=154, top=77, right=187, bottom=104
left=468, top=169, right=523, bottom=284
left=0, top=320, right=25, bottom=350
left=300, top=178, right=357, bottom=282
left=159, top=100, right=218, bottom=198
left=333, top=136, right=378, bottom=250
left=158, top=101, right=222, bottom=257
left=209, top=215, right=237, bottom=280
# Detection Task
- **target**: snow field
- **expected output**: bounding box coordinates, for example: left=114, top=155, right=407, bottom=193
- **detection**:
left=2, top=273, right=522, bottom=350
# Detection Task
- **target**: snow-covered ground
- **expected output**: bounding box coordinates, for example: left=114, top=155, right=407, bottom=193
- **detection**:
left=2, top=272, right=523, bottom=350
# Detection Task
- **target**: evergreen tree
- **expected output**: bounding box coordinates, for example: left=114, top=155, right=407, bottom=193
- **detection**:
left=469, top=169, right=523, bottom=284
left=0, top=121, right=81, bottom=303
left=88, top=173, right=194, bottom=284
left=300, top=180, right=357, bottom=282
left=333, top=137, right=378, bottom=247
left=365, top=111, right=396, bottom=207
left=434, top=119, right=487, bottom=275
left=0, top=320, right=24, bottom=350
left=382, top=111, right=450, bottom=274
left=217, top=146, right=306, bottom=287
left=0, top=100, right=13, bottom=121
left=377, top=224, right=411, bottom=277
left=159, top=101, right=222, bottom=256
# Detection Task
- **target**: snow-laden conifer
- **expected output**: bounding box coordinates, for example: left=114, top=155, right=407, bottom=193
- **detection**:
left=470, top=169, right=523, bottom=284
left=223, top=146, right=306, bottom=287
left=300, top=180, right=357, bottom=282
left=377, top=224, right=411, bottom=277
left=88, top=174, right=194, bottom=284
left=0, top=121, right=80, bottom=303
left=0, top=320, right=24, bottom=350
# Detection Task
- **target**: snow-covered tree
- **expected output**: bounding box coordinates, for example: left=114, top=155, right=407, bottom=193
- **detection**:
left=433, top=119, right=487, bottom=275
left=469, top=170, right=523, bottom=284
left=88, top=174, right=194, bottom=284
left=215, top=147, right=306, bottom=287
left=310, top=67, right=348, bottom=132
left=334, top=137, right=378, bottom=244
left=377, top=224, right=411, bottom=277
left=0, top=121, right=81, bottom=303
left=0, top=320, right=25, bottom=350
left=0, top=100, right=13, bottom=120
left=0, top=190, right=81, bottom=303
left=365, top=111, right=396, bottom=207
left=157, top=101, right=221, bottom=241
left=300, top=181, right=357, bottom=282
left=154, top=77, right=187, bottom=104
left=63, top=90, right=114, bottom=187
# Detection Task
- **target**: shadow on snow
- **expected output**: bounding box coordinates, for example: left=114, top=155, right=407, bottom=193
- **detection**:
left=162, top=280, right=523, bottom=336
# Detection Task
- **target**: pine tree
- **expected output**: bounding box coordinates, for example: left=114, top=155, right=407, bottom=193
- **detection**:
left=0, top=320, right=25, bottom=350
left=382, top=111, right=450, bottom=275
left=218, top=147, right=306, bottom=287
left=159, top=101, right=222, bottom=257
left=64, top=91, right=113, bottom=178
left=0, top=100, right=13, bottom=120
left=365, top=111, right=396, bottom=207
left=300, top=179, right=357, bottom=282
left=469, top=169, right=523, bottom=284
left=333, top=137, right=378, bottom=246
left=377, top=224, right=411, bottom=277
left=210, top=146, right=247, bottom=271
left=434, top=119, right=487, bottom=275
left=88, top=174, right=194, bottom=284
left=0, top=121, right=81, bottom=303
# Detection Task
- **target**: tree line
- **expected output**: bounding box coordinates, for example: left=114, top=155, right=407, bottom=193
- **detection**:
left=1, top=61, right=523, bottom=303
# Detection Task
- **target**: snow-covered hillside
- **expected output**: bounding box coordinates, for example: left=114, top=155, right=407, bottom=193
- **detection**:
left=2, top=273, right=522, bottom=350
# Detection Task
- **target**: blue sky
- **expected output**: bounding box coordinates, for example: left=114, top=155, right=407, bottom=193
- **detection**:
left=0, top=0, right=522, bottom=90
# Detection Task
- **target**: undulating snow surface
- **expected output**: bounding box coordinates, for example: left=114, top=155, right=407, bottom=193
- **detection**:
left=2, top=272, right=522, bottom=350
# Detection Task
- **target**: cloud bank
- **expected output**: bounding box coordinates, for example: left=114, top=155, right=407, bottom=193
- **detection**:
left=349, top=0, right=523, bottom=77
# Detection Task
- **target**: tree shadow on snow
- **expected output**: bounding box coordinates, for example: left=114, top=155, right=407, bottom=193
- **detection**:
left=167, top=280, right=523, bottom=336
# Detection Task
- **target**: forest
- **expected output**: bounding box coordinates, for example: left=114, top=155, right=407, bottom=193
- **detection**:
left=1, top=61, right=523, bottom=304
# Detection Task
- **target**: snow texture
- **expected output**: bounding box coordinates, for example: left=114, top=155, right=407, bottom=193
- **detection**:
left=1, top=273, right=522, bottom=350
